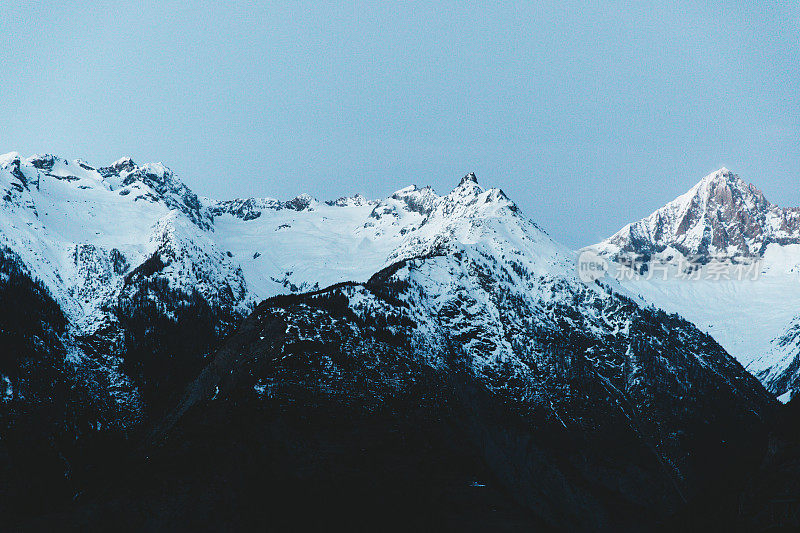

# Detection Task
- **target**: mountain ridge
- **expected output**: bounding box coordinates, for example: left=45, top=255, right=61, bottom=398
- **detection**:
left=0, top=151, right=563, bottom=421
left=0, top=152, right=792, bottom=529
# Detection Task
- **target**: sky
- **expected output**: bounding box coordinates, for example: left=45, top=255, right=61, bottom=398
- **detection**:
left=1, top=1, right=798, bottom=247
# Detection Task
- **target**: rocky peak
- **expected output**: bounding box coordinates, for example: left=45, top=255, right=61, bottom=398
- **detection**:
left=284, top=193, right=315, bottom=212
left=0, top=152, right=22, bottom=170
left=99, top=157, right=137, bottom=178
left=443, top=173, right=521, bottom=217
left=598, top=168, right=800, bottom=259
left=98, top=157, right=213, bottom=230
left=0, top=152, right=25, bottom=185
left=390, top=185, right=437, bottom=215
left=29, top=154, right=59, bottom=172
left=451, top=172, right=484, bottom=198
left=447, top=172, right=484, bottom=200
left=459, top=172, right=478, bottom=186
left=325, top=194, right=371, bottom=207
left=692, top=167, right=769, bottom=214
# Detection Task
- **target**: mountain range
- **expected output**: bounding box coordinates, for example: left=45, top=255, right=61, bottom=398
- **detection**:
left=1, top=153, right=799, bottom=530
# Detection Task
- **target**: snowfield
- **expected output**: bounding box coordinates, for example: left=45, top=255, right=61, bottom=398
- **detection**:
left=0, top=154, right=575, bottom=339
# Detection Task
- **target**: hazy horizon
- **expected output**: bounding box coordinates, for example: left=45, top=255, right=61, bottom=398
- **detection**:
left=2, top=1, right=798, bottom=247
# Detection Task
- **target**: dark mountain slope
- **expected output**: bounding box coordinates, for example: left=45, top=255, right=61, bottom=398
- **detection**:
left=39, top=250, right=773, bottom=532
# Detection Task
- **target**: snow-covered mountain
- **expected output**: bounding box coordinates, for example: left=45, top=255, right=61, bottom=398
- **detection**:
left=206, top=172, right=566, bottom=300
left=0, top=153, right=783, bottom=529
left=0, top=154, right=550, bottom=331
left=0, top=153, right=577, bottom=422
left=592, top=168, right=800, bottom=399
left=141, top=244, right=776, bottom=530
left=0, top=152, right=247, bottom=326
left=599, top=167, right=800, bottom=259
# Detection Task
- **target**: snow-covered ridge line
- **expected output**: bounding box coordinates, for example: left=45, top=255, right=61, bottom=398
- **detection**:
left=6, top=152, right=794, bottom=403
left=0, top=151, right=561, bottom=333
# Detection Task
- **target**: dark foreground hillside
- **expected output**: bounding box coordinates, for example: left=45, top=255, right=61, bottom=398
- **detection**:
left=11, top=391, right=800, bottom=532
left=1, top=255, right=797, bottom=531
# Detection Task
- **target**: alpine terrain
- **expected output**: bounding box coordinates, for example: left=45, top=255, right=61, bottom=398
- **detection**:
left=591, top=168, right=800, bottom=400
left=0, top=154, right=796, bottom=530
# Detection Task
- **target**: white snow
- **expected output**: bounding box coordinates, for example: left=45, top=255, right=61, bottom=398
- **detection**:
left=777, top=390, right=793, bottom=404
left=0, top=155, right=577, bottom=367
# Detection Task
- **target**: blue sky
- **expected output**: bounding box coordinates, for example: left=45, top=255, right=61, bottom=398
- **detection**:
left=1, top=1, right=798, bottom=246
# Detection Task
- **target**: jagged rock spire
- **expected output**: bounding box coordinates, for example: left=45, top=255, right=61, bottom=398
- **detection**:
left=459, top=172, right=478, bottom=186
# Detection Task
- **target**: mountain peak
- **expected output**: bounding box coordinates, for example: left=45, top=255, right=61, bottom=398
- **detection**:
left=697, top=167, right=743, bottom=187
left=0, top=152, right=21, bottom=166
left=459, top=172, right=478, bottom=186
left=689, top=167, right=769, bottom=213
left=711, top=166, right=731, bottom=176
left=597, top=168, right=799, bottom=259
left=111, top=156, right=137, bottom=172
left=99, top=157, right=138, bottom=179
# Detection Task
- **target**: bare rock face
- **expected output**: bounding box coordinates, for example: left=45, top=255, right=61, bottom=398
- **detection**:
left=601, top=168, right=800, bottom=260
